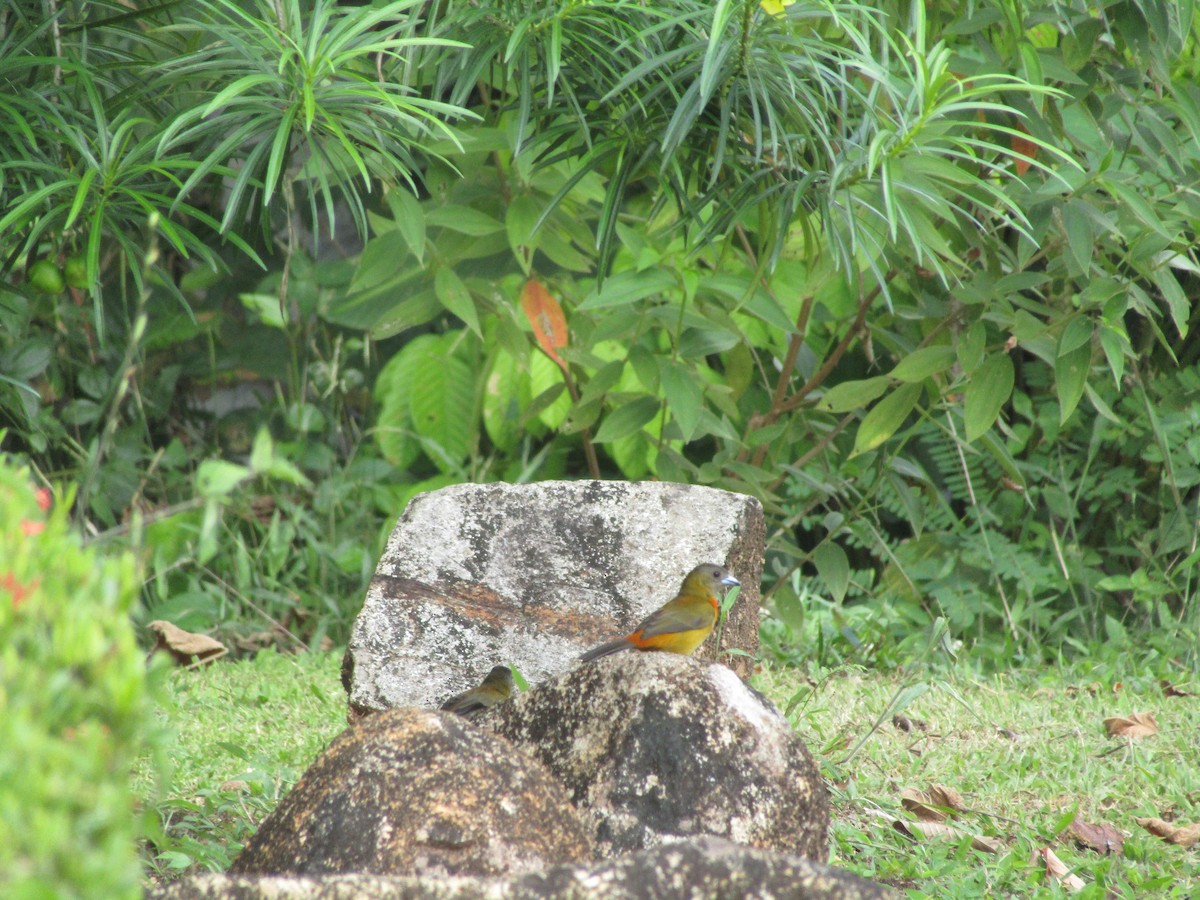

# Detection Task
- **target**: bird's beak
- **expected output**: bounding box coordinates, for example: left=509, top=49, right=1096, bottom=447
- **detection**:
left=721, top=573, right=740, bottom=587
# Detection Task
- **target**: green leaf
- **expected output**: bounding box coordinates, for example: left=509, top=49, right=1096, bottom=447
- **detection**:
left=374, top=334, right=440, bottom=469
left=529, top=351, right=570, bottom=430
left=1055, top=340, right=1091, bottom=425
left=196, top=460, right=251, bottom=498
left=891, top=345, right=957, bottom=383
left=819, top=376, right=890, bottom=413
left=957, top=322, right=986, bottom=375
left=578, top=269, right=675, bottom=310
left=483, top=348, right=529, bottom=452
left=964, top=353, right=1014, bottom=441
left=506, top=194, right=542, bottom=272
left=387, top=188, right=426, bottom=262
left=409, top=336, right=476, bottom=472
left=1151, top=267, right=1189, bottom=339
left=1061, top=200, right=1095, bottom=275
left=852, top=383, right=921, bottom=457
left=593, top=396, right=660, bottom=443
left=425, top=204, right=504, bottom=236
left=434, top=267, right=480, bottom=336
left=660, top=361, right=703, bottom=442
left=813, top=542, right=850, bottom=604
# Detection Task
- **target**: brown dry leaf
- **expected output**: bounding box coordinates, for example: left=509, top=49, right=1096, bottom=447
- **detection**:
left=928, top=784, right=965, bottom=811
left=901, top=784, right=966, bottom=822
left=893, top=818, right=999, bottom=854
left=1032, top=847, right=1086, bottom=892
left=1135, top=817, right=1200, bottom=848
left=901, top=788, right=946, bottom=822
left=1161, top=679, right=1193, bottom=698
left=1103, top=711, right=1158, bottom=740
left=1067, top=817, right=1124, bottom=855
left=148, top=620, right=227, bottom=666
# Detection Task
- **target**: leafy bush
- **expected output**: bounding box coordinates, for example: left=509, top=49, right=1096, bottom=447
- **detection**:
left=0, top=457, right=167, bottom=898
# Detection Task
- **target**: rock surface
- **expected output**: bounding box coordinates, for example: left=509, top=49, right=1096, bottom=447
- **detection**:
left=342, top=481, right=765, bottom=714
left=151, top=837, right=899, bottom=899
left=480, top=652, right=829, bottom=862
left=230, top=708, right=591, bottom=877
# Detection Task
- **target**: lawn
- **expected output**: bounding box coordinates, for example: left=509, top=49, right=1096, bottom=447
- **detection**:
left=141, top=650, right=1200, bottom=897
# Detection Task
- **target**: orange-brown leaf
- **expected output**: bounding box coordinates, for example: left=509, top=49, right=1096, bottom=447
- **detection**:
left=1032, top=847, right=1086, bottom=892
left=1067, top=817, right=1124, bottom=855
left=521, top=278, right=568, bottom=368
left=1135, top=817, right=1200, bottom=848
left=1011, top=124, right=1037, bottom=176
left=148, top=620, right=227, bottom=666
left=1103, top=711, right=1158, bottom=740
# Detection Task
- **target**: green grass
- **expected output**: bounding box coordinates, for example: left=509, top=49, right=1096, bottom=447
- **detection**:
left=138, top=649, right=347, bottom=880
left=756, top=664, right=1200, bottom=897
left=140, top=651, right=1199, bottom=897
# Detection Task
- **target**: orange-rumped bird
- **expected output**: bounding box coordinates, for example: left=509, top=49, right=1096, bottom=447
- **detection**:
left=580, top=563, right=740, bottom=662
left=439, top=664, right=515, bottom=720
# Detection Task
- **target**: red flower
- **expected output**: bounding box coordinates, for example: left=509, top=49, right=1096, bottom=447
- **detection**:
left=1, top=571, right=37, bottom=608
left=20, top=519, right=45, bottom=536
left=35, top=488, right=52, bottom=511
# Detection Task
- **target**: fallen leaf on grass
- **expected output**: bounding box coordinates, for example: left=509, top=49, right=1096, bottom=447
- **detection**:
left=1103, top=711, right=1158, bottom=740
left=148, top=620, right=227, bottom=666
left=893, top=819, right=999, bottom=853
left=901, top=784, right=965, bottom=822
left=1160, top=679, right=1193, bottom=698
left=1135, top=817, right=1200, bottom=848
left=1032, top=846, right=1086, bottom=892
left=1067, top=817, right=1124, bottom=855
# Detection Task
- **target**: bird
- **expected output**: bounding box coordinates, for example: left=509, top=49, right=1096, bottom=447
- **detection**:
left=439, top=664, right=515, bottom=720
left=580, top=563, right=740, bottom=662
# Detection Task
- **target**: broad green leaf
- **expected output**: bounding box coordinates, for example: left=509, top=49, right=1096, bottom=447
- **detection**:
left=891, top=346, right=956, bottom=383
left=852, top=383, right=921, bottom=456
left=957, top=321, right=986, bottom=374
left=1098, top=322, right=1129, bottom=385
left=506, top=194, right=542, bottom=271
left=409, top=336, right=475, bottom=472
left=1055, top=340, right=1091, bottom=425
left=434, top=266, right=480, bottom=336
left=1151, top=267, right=1189, bottom=339
left=660, top=361, right=703, bottom=442
left=1061, top=200, right=1095, bottom=275
left=387, top=187, right=426, bottom=262
left=374, top=334, right=441, bottom=469
left=1058, top=317, right=1093, bottom=356
left=964, top=353, right=1014, bottom=441
left=578, top=269, right=675, bottom=309
left=813, top=542, right=850, bottom=604
left=818, top=376, right=890, bottom=413
left=593, top=395, right=660, bottom=443
left=529, top=351, right=570, bottom=430
left=772, top=585, right=806, bottom=632
left=196, top=460, right=251, bottom=498
left=483, top=348, right=529, bottom=453
left=425, top=204, right=504, bottom=236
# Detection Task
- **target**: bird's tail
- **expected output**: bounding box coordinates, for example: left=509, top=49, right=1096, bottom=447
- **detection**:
left=580, top=638, right=633, bottom=663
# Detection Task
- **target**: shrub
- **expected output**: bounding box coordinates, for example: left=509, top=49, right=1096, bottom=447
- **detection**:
left=0, top=457, right=166, bottom=898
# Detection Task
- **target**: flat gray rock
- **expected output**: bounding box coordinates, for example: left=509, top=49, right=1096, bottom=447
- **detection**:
left=480, top=653, right=830, bottom=862
left=150, top=837, right=899, bottom=899
left=342, top=481, right=764, bottom=714
left=230, top=708, right=591, bottom=877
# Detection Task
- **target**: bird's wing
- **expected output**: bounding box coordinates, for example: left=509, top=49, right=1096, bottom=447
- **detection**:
left=634, top=597, right=715, bottom=639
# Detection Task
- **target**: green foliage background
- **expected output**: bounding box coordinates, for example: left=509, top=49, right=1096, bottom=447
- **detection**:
left=0, top=460, right=168, bottom=898
left=1, top=0, right=1198, bottom=671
